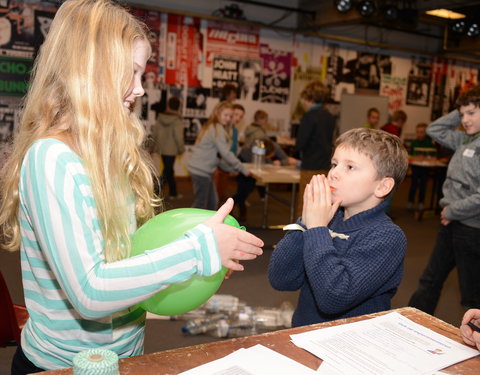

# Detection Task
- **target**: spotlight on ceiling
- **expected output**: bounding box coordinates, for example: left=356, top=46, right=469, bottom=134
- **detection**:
left=334, top=0, right=353, bottom=14
left=382, top=4, right=399, bottom=22
left=358, top=0, right=376, bottom=18
left=451, top=20, right=467, bottom=34
left=467, top=22, right=479, bottom=37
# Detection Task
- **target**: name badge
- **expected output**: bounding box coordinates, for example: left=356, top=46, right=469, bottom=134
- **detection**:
left=463, top=148, right=475, bottom=158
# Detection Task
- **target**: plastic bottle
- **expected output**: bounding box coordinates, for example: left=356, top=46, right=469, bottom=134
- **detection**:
left=203, top=294, right=241, bottom=313
left=252, top=139, right=266, bottom=171
left=181, top=313, right=227, bottom=335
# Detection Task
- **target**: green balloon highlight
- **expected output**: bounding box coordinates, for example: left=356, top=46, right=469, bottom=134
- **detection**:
left=131, top=208, right=243, bottom=316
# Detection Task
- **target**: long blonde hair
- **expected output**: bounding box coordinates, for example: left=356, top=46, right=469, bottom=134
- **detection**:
left=0, top=0, right=159, bottom=261
left=195, top=101, right=233, bottom=144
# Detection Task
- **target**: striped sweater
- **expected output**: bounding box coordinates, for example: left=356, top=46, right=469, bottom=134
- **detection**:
left=18, top=139, right=221, bottom=370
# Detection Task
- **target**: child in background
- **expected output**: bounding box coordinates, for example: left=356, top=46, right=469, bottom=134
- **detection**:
left=407, top=122, right=435, bottom=211
left=0, top=2, right=263, bottom=373
left=381, top=109, right=407, bottom=137
left=188, top=101, right=250, bottom=210
left=268, top=128, right=408, bottom=327
left=233, top=137, right=297, bottom=221
left=243, top=109, right=269, bottom=148
left=214, top=103, right=245, bottom=207
left=409, top=85, right=480, bottom=315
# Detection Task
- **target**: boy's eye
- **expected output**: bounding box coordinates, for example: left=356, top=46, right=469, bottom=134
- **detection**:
left=347, top=165, right=355, bottom=170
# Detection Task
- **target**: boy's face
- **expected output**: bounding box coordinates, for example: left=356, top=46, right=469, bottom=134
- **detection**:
left=416, top=126, right=427, bottom=139
left=328, top=145, right=391, bottom=217
left=232, top=109, right=244, bottom=125
left=459, top=103, right=480, bottom=135
left=367, top=111, right=380, bottom=127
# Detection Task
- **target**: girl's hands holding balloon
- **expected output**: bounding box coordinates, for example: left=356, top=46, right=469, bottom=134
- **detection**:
left=204, top=198, right=263, bottom=271
left=302, top=174, right=341, bottom=229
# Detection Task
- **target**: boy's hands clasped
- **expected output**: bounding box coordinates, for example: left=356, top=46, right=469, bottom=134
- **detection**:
left=204, top=198, right=263, bottom=272
left=302, top=174, right=341, bottom=229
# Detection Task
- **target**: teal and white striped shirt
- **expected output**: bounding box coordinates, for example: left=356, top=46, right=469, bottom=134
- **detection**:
left=19, top=139, right=221, bottom=370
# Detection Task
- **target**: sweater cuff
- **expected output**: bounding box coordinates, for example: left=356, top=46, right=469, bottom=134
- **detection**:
left=184, top=224, right=222, bottom=276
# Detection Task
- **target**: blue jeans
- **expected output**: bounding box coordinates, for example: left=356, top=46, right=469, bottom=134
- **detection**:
left=409, top=221, right=480, bottom=314
left=190, top=174, right=217, bottom=210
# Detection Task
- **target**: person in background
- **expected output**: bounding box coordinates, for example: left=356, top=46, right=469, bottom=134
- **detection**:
left=409, top=85, right=480, bottom=315
left=269, top=128, right=408, bottom=327
left=220, top=82, right=238, bottom=103
left=243, top=109, right=269, bottom=148
left=460, top=309, right=480, bottom=351
left=0, top=2, right=263, bottom=373
left=363, top=107, right=380, bottom=129
left=381, top=109, right=407, bottom=137
left=295, top=80, right=336, bottom=217
left=407, top=122, right=435, bottom=212
left=214, top=103, right=245, bottom=207
left=233, top=137, right=297, bottom=222
left=152, top=96, right=185, bottom=200
left=188, top=101, right=250, bottom=210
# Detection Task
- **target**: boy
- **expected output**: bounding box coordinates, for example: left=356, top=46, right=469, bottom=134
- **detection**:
left=268, top=128, right=408, bottom=326
left=409, top=85, right=480, bottom=315
left=381, top=109, right=407, bottom=137
left=407, top=122, right=435, bottom=212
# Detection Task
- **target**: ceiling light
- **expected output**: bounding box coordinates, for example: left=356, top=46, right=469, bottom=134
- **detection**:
left=334, top=0, right=353, bottom=14
left=358, top=0, right=376, bottom=18
left=451, top=20, right=467, bottom=34
left=382, top=4, right=399, bottom=22
left=467, top=22, right=479, bottom=37
left=426, top=9, right=466, bottom=20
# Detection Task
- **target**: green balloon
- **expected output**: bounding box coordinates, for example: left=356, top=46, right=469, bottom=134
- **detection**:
left=131, top=208, right=243, bottom=316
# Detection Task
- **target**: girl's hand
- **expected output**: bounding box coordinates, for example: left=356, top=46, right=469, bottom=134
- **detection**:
left=204, top=198, right=263, bottom=271
left=302, top=175, right=340, bottom=229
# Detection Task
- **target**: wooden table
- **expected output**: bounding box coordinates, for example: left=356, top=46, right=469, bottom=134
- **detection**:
left=409, top=157, right=448, bottom=220
left=243, top=163, right=300, bottom=228
left=41, top=307, right=480, bottom=374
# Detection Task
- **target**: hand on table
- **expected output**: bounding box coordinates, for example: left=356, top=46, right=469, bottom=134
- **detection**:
left=460, top=309, right=480, bottom=351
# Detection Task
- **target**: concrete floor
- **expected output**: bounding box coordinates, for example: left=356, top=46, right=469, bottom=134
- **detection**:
left=0, top=175, right=467, bottom=372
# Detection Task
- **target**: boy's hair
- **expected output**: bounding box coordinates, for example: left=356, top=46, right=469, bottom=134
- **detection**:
left=300, top=81, right=329, bottom=104
left=232, top=103, right=245, bottom=112
left=336, top=128, right=408, bottom=193
left=0, top=0, right=155, bottom=261
left=456, top=85, right=480, bottom=108
left=254, top=109, right=268, bottom=122
left=391, top=110, right=407, bottom=123
left=221, top=83, right=237, bottom=98
left=416, top=122, right=428, bottom=130
left=367, top=107, right=379, bottom=116
left=168, top=96, right=181, bottom=111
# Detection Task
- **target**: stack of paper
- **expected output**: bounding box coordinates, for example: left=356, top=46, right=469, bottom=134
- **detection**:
left=290, top=312, right=478, bottom=374
left=178, top=344, right=317, bottom=375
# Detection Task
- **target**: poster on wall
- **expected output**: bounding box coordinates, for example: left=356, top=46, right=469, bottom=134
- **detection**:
left=212, top=54, right=240, bottom=98
left=160, top=13, right=203, bottom=87
left=237, top=57, right=262, bottom=101
left=343, top=52, right=391, bottom=92
left=0, top=1, right=56, bottom=59
left=380, top=75, right=407, bottom=113
left=259, top=43, right=291, bottom=104
left=205, top=20, right=260, bottom=67
left=184, top=116, right=207, bottom=145
left=185, top=86, right=210, bottom=118
left=0, top=55, right=33, bottom=97
left=406, top=58, right=432, bottom=106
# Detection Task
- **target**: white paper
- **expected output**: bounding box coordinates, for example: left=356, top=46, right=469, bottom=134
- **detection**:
left=179, top=344, right=317, bottom=375
left=291, top=312, right=478, bottom=375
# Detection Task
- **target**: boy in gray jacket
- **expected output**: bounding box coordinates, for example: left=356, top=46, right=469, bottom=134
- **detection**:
left=409, top=85, right=480, bottom=314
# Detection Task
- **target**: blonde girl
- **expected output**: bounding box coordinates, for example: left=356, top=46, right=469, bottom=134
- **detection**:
left=0, top=1, right=262, bottom=373
left=187, top=101, right=250, bottom=210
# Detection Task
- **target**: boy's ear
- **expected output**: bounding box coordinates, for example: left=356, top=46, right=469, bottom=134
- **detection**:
left=375, top=177, right=395, bottom=198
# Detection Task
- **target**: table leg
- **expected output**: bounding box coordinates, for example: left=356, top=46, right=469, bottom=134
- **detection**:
left=290, top=183, right=297, bottom=223
left=262, top=183, right=270, bottom=229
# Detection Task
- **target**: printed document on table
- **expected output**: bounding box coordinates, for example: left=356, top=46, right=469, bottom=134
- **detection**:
left=291, top=312, right=479, bottom=374
left=178, top=344, right=317, bottom=375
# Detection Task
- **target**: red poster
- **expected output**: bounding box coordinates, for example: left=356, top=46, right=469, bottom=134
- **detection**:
left=163, top=14, right=202, bottom=86
left=206, top=20, right=260, bottom=67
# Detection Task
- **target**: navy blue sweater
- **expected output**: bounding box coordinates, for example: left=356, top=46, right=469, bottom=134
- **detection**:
left=268, top=201, right=406, bottom=327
